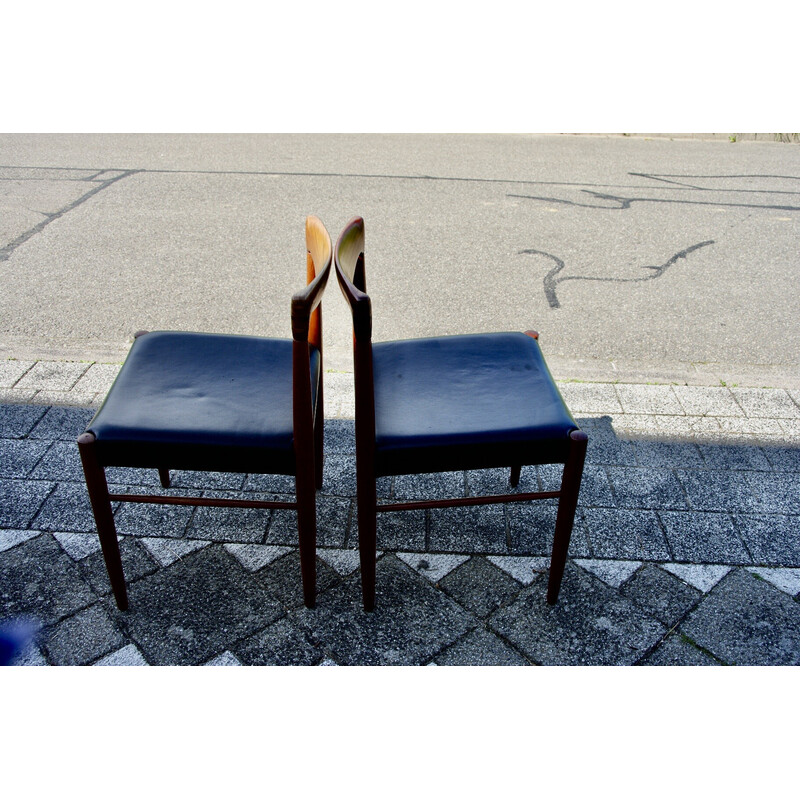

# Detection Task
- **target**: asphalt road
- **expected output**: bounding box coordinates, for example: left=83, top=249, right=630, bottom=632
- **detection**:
left=1, top=133, right=798, bottom=384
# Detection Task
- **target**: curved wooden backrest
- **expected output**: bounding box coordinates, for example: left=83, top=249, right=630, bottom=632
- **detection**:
left=292, top=215, right=332, bottom=344
left=334, top=216, right=372, bottom=342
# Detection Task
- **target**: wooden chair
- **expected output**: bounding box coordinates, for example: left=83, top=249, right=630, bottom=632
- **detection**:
left=78, top=216, right=332, bottom=610
left=334, top=217, right=588, bottom=611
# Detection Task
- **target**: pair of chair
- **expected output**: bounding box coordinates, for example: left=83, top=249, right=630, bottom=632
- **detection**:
left=79, top=216, right=587, bottom=613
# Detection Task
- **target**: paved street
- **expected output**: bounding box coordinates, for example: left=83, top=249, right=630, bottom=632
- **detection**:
left=1, top=134, right=799, bottom=667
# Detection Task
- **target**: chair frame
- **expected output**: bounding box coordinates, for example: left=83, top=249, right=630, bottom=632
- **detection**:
left=334, top=217, right=587, bottom=611
left=78, top=216, right=331, bottom=611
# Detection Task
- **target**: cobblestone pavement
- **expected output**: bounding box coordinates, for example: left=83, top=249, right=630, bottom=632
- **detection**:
left=2, top=360, right=800, bottom=666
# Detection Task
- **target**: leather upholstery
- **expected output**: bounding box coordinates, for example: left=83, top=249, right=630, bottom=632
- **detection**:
left=372, top=332, right=576, bottom=475
left=88, top=331, right=320, bottom=473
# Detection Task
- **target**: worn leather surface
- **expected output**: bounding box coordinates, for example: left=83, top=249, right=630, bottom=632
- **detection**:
left=372, top=332, right=577, bottom=475
left=87, top=331, right=319, bottom=473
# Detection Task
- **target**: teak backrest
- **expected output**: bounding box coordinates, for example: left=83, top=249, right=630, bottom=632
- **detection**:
left=292, top=214, right=332, bottom=346
left=334, top=216, right=372, bottom=343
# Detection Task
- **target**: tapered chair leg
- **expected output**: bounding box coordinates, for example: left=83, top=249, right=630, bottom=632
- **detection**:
left=546, top=429, right=588, bottom=605
left=77, top=433, right=129, bottom=610
left=158, top=468, right=171, bottom=488
left=314, top=382, right=324, bottom=491
left=509, top=464, right=522, bottom=488
left=295, top=462, right=318, bottom=609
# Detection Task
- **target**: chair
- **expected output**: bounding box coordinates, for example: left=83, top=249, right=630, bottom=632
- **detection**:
left=77, top=215, right=332, bottom=610
left=334, top=217, right=588, bottom=611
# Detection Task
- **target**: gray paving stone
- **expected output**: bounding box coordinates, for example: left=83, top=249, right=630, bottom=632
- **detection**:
left=16, top=362, right=88, bottom=392
left=71, top=363, right=120, bottom=395
left=0, top=360, right=34, bottom=388
left=242, top=472, right=296, bottom=494
left=31, top=481, right=97, bottom=532
left=54, top=531, right=102, bottom=560
left=0, top=534, right=95, bottom=625
left=320, top=453, right=357, bottom=497
left=0, top=479, right=55, bottom=528
left=317, top=547, right=361, bottom=576
left=659, top=511, right=751, bottom=564
left=291, top=554, right=476, bottom=666
left=140, top=537, right=210, bottom=567
left=621, top=563, right=702, bottom=627
left=583, top=508, right=671, bottom=560
left=28, top=406, right=94, bottom=440
left=429, top=504, right=508, bottom=554
left=257, top=550, right=343, bottom=610
left=574, top=559, right=641, bottom=588
left=203, top=650, right=242, bottom=666
left=640, top=632, right=720, bottom=666
left=0, top=529, right=41, bottom=552
left=0, top=404, right=47, bottom=438
left=105, top=465, right=163, bottom=487
left=633, top=440, right=704, bottom=468
left=397, top=552, right=470, bottom=583
left=697, top=444, right=772, bottom=471
left=680, top=569, right=800, bottom=665
left=170, top=471, right=247, bottom=491
left=94, top=643, right=149, bottom=666
left=10, top=640, right=49, bottom=666
left=224, top=543, right=293, bottom=572
left=392, top=471, right=465, bottom=501
left=539, top=463, right=615, bottom=508
left=508, top=503, right=590, bottom=557
left=733, top=515, right=800, bottom=566
left=660, top=563, right=732, bottom=593
left=45, top=604, right=126, bottom=665
left=114, top=496, right=197, bottom=539
left=672, top=385, right=743, bottom=417
left=112, top=546, right=286, bottom=665
left=267, top=495, right=351, bottom=548
left=0, top=439, right=50, bottom=478
left=746, top=566, right=800, bottom=597
left=369, top=508, right=426, bottom=552
left=466, top=466, right=537, bottom=496
left=607, top=467, right=688, bottom=510
left=677, top=469, right=759, bottom=513
left=438, top=556, right=524, bottom=618
left=187, top=493, right=269, bottom=543
left=433, top=627, right=530, bottom=666
left=27, top=441, right=84, bottom=481
left=79, top=537, right=159, bottom=595
left=487, top=555, right=550, bottom=585
left=760, top=446, right=800, bottom=472
left=616, top=384, right=683, bottom=415
left=235, top=617, right=324, bottom=665
left=731, top=388, right=800, bottom=419
left=488, top=562, right=666, bottom=666
left=745, top=473, right=800, bottom=514
left=323, top=418, right=355, bottom=455
left=580, top=418, right=638, bottom=467
left=558, top=383, right=622, bottom=414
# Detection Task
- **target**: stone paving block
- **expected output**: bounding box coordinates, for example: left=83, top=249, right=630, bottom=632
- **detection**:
left=616, top=384, right=683, bottom=415
left=437, top=556, right=523, bottom=618
left=369, top=508, right=425, bottom=552
left=242, top=472, right=296, bottom=494
left=508, top=503, right=590, bottom=557
left=291, top=554, right=476, bottom=666
left=45, top=603, right=126, bottom=665
left=487, top=555, right=550, bottom=585
left=203, top=650, right=242, bottom=666
left=140, top=537, right=210, bottom=568
left=0, top=360, right=34, bottom=388
left=573, top=559, right=642, bottom=588
left=557, top=383, right=623, bottom=414
left=609, top=414, right=663, bottom=435
left=169, top=470, right=247, bottom=491
left=582, top=508, right=671, bottom=561
left=234, top=617, right=325, bottom=665
left=746, top=566, right=800, bottom=597
left=672, top=385, right=743, bottom=417
left=223, top=543, right=293, bottom=572
left=0, top=534, right=95, bottom=625
left=397, top=552, right=470, bottom=583
left=11, top=640, right=49, bottom=666
left=0, top=439, right=50, bottom=478
left=680, top=569, right=800, bottom=665
left=0, top=404, right=47, bottom=438
left=71, top=363, right=120, bottom=395
left=780, top=420, right=800, bottom=442
left=32, top=481, right=97, bottom=532
left=32, top=390, right=100, bottom=408
left=733, top=515, right=800, bottom=566
left=697, top=444, right=772, bottom=472
left=94, top=643, right=149, bottom=666
left=0, top=479, right=55, bottom=528
left=187, top=493, right=269, bottom=543
left=116, top=498, right=197, bottom=539
left=730, top=388, right=800, bottom=419
left=111, top=546, right=286, bottom=665
left=316, top=547, right=362, bottom=576
left=607, top=467, right=688, bottom=510
left=760, top=446, right=800, bottom=472
left=539, top=463, right=615, bottom=507
left=655, top=416, right=724, bottom=439
left=717, top=417, right=785, bottom=439
left=392, top=471, right=465, bottom=501
left=79, top=537, right=159, bottom=595
left=16, top=362, right=88, bottom=392
left=466, top=466, right=537, bottom=496
left=640, top=632, right=720, bottom=666
left=633, top=440, right=704, bottom=468
left=660, top=563, right=732, bottom=593
left=323, top=418, right=355, bottom=455
left=620, top=563, right=702, bottom=627
left=428, top=504, right=508, bottom=554
left=28, top=441, right=84, bottom=481
left=433, top=627, right=530, bottom=666
left=659, top=511, right=751, bottom=564
left=0, top=387, right=38, bottom=404
left=257, top=550, right=342, bottom=610
left=267, top=495, right=351, bottom=548
left=581, top=419, right=638, bottom=467
left=320, top=454, right=357, bottom=497
left=677, top=469, right=759, bottom=513
left=53, top=531, right=102, bottom=560
left=745, top=473, right=800, bottom=514
left=28, top=406, right=94, bottom=440
left=0, top=529, right=41, bottom=552
left=488, top=562, right=666, bottom=666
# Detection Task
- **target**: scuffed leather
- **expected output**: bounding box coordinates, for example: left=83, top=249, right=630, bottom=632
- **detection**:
left=88, top=331, right=320, bottom=473
left=372, top=332, right=576, bottom=475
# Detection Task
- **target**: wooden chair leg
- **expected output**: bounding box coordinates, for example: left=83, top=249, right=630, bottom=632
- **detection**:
left=357, top=480, right=377, bottom=612
left=546, top=430, right=588, bottom=605
left=158, top=468, right=171, bottom=488
left=77, top=433, right=129, bottom=610
left=314, top=381, right=324, bottom=491
left=510, top=464, right=521, bottom=488
left=295, top=461, right=317, bottom=609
